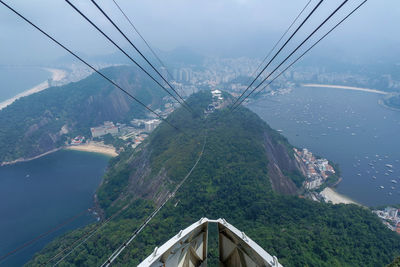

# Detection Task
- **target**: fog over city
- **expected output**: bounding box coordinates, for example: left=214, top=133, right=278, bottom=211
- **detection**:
left=1, top=0, right=399, bottom=64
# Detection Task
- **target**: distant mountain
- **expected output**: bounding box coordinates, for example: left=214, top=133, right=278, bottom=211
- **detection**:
left=0, top=65, right=166, bottom=163
left=27, top=91, right=400, bottom=266
left=53, top=46, right=205, bottom=69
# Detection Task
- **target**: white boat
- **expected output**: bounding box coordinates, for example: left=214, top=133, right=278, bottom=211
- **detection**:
left=386, top=164, right=393, bottom=168
left=391, top=180, right=398, bottom=184
left=380, top=186, right=384, bottom=189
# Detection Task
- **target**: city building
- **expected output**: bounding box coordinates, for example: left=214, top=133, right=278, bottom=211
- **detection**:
left=373, top=207, right=400, bottom=233
left=144, top=119, right=161, bottom=132
left=294, top=147, right=336, bottom=191
left=304, top=179, right=323, bottom=190
left=211, top=89, right=223, bottom=100
left=90, top=121, right=119, bottom=138
left=177, top=68, right=192, bottom=83
left=131, top=119, right=145, bottom=129
left=385, top=207, right=399, bottom=219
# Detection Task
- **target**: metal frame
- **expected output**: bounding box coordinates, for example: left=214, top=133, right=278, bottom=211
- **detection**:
left=138, top=218, right=282, bottom=267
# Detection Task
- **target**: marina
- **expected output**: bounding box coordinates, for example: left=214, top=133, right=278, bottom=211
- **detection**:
left=251, top=86, right=400, bottom=206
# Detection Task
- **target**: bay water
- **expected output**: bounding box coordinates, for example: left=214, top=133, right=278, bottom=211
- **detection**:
left=0, top=150, right=110, bottom=266
left=0, top=66, right=51, bottom=103
left=251, top=86, right=400, bottom=207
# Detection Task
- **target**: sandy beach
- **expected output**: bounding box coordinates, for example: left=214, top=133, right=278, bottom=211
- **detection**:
left=1, top=142, right=116, bottom=166
left=302, top=83, right=388, bottom=95
left=0, top=68, right=67, bottom=111
left=320, top=187, right=359, bottom=205
left=65, top=142, right=118, bottom=157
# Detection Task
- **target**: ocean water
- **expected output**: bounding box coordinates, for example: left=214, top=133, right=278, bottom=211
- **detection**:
left=250, top=86, right=400, bottom=207
left=0, top=150, right=110, bottom=266
left=0, top=66, right=51, bottom=102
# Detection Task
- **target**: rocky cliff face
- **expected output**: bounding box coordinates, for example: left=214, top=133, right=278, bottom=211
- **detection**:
left=263, top=132, right=307, bottom=194
left=125, top=147, right=172, bottom=206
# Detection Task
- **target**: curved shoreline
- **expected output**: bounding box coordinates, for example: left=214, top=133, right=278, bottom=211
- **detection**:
left=65, top=143, right=118, bottom=157
left=302, top=83, right=388, bottom=95
left=320, top=187, right=361, bottom=206
left=0, top=68, right=67, bottom=111
left=1, top=144, right=117, bottom=166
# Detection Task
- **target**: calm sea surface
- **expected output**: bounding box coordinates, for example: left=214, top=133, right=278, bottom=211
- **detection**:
left=0, top=150, right=110, bottom=266
left=0, top=66, right=51, bottom=102
left=251, top=86, right=400, bottom=207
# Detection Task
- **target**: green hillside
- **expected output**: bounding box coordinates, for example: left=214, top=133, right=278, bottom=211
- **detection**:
left=0, top=65, right=166, bottom=163
left=27, top=91, right=400, bottom=266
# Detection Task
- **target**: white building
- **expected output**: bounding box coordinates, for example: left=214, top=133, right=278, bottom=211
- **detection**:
left=304, top=178, right=323, bottom=190
left=91, top=121, right=119, bottom=138
left=385, top=207, right=398, bottom=219
left=211, top=89, right=222, bottom=98
left=144, top=119, right=161, bottom=132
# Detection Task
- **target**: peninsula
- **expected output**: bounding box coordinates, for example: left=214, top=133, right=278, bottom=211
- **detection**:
left=0, top=68, right=67, bottom=111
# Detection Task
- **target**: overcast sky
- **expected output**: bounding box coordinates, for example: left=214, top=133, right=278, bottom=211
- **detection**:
left=0, top=0, right=399, bottom=65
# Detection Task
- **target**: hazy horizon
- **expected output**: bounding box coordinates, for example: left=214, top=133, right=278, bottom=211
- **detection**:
left=0, top=0, right=399, bottom=66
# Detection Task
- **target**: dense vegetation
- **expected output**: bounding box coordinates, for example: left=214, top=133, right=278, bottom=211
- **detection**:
left=0, top=66, right=165, bottom=163
left=27, top=92, right=400, bottom=266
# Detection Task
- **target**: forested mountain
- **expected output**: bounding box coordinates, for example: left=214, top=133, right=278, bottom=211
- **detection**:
left=0, top=66, right=166, bottom=163
left=27, top=91, right=400, bottom=266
